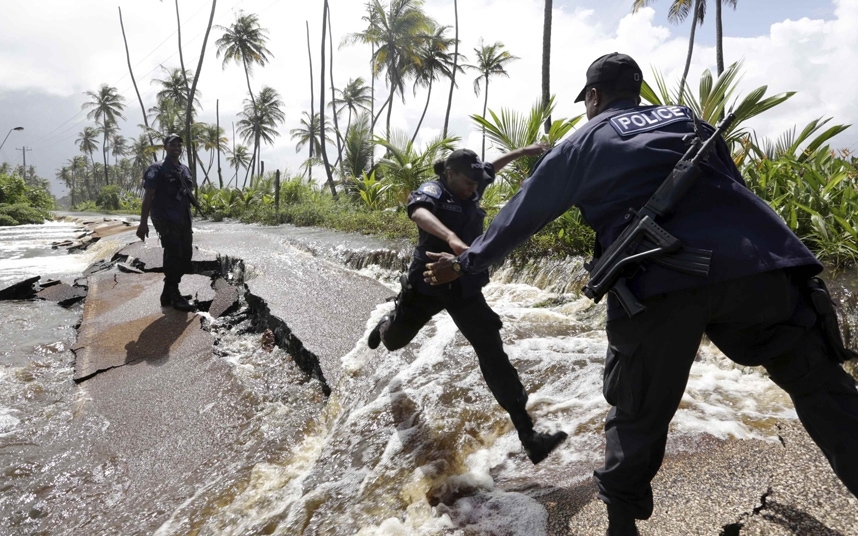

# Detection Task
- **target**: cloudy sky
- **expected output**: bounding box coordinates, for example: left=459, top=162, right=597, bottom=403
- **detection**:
left=0, top=0, right=855, bottom=196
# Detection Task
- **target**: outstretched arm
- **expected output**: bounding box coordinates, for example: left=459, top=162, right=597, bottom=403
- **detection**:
left=490, top=143, right=548, bottom=172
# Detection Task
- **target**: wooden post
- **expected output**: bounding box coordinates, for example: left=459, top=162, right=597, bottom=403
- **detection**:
left=275, top=169, right=281, bottom=216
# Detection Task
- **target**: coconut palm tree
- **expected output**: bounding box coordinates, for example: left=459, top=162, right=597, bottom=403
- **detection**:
left=76, top=127, right=100, bottom=198
left=332, top=78, right=373, bottom=139
left=148, top=95, right=185, bottom=140
left=215, top=11, right=272, bottom=109
left=632, top=0, right=705, bottom=103
left=466, top=40, right=519, bottom=159
left=198, top=123, right=229, bottom=187
left=345, top=0, right=434, bottom=138
left=227, top=145, right=251, bottom=188
left=542, top=0, right=553, bottom=134
left=341, top=112, right=374, bottom=180
left=237, top=86, right=285, bottom=187
left=290, top=111, right=334, bottom=183
left=151, top=66, right=201, bottom=114
left=82, top=84, right=126, bottom=186
left=442, top=0, right=459, bottom=138
left=713, top=0, right=737, bottom=75
left=410, top=23, right=459, bottom=145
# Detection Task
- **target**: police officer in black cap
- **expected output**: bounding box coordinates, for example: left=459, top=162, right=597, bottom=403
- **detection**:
left=367, top=145, right=569, bottom=465
left=424, top=53, right=858, bottom=536
left=136, top=134, right=195, bottom=311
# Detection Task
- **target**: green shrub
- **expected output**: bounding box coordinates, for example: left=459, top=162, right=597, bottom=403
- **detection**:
left=0, top=203, right=49, bottom=225
left=0, top=214, right=19, bottom=226
left=96, top=185, right=122, bottom=211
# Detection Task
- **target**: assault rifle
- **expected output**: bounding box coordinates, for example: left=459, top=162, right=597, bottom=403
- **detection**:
left=582, top=112, right=736, bottom=317
left=177, top=173, right=206, bottom=218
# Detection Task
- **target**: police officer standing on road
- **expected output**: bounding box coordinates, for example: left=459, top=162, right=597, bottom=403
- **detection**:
left=136, top=134, right=196, bottom=312
left=366, top=146, right=569, bottom=465
left=424, top=53, right=858, bottom=536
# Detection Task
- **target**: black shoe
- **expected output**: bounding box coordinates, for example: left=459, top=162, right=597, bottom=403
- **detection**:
left=170, top=289, right=195, bottom=312
left=367, top=314, right=391, bottom=350
left=521, top=430, right=568, bottom=464
left=160, top=290, right=171, bottom=307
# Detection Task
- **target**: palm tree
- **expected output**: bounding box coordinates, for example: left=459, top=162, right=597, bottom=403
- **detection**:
left=110, top=133, right=128, bottom=167
left=215, top=11, right=272, bottom=109
left=345, top=0, right=434, bottom=138
left=82, top=84, right=126, bottom=186
left=714, top=0, right=737, bottom=75
left=342, top=112, right=374, bottom=180
left=76, top=127, right=100, bottom=198
left=332, top=78, right=373, bottom=140
left=227, top=145, right=251, bottom=188
left=632, top=0, right=705, bottom=103
left=542, top=0, right=553, bottom=134
left=290, top=111, right=333, bottom=182
left=151, top=66, right=201, bottom=114
left=442, top=0, right=459, bottom=138
left=410, top=24, right=458, bottom=145
left=199, top=123, right=228, bottom=187
left=148, top=95, right=185, bottom=139
left=466, top=40, right=519, bottom=159
left=237, top=86, right=285, bottom=187
left=118, top=6, right=155, bottom=157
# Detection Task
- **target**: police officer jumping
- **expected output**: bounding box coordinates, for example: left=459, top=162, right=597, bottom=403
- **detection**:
left=136, top=134, right=196, bottom=312
left=367, top=146, right=569, bottom=465
left=425, top=53, right=858, bottom=536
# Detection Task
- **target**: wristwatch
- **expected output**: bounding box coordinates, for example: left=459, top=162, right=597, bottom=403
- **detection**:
left=451, top=258, right=462, bottom=273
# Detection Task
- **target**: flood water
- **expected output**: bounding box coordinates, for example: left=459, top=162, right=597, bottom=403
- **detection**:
left=1, top=217, right=854, bottom=535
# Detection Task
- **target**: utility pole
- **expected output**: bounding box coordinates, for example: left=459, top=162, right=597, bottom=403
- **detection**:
left=17, top=146, right=32, bottom=182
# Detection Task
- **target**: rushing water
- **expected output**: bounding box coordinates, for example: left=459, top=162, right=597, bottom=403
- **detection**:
left=2, top=218, right=855, bottom=535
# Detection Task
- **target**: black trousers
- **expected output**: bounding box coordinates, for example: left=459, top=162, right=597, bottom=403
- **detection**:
left=594, top=269, right=858, bottom=520
left=380, top=290, right=532, bottom=432
left=152, top=217, right=193, bottom=287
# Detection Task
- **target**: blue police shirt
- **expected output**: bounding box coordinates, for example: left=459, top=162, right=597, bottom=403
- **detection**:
left=460, top=101, right=821, bottom=318
left=143, top=159, right=193, bottom=223
left=407, top=162, right=496, bottom=297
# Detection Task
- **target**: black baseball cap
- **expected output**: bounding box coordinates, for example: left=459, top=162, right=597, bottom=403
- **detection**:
left=574, top=53, right=643, bottom=102
left=445, top=148, right=488, bottom=182
left=164, top=134, right=183, bottom=145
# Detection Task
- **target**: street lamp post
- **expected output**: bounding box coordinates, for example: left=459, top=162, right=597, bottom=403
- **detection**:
left=0, top=126, right=24, bottom=152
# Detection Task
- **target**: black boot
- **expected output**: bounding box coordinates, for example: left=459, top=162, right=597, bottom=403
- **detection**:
left=170, top=287, right=195, bottom=312
left=367, top=314, right=392, bottom=350
left=519, top=429, right=568, bottom=464
left=160, top=283, right=172, bottom=307
left=606, top=505, right=640, bottom=536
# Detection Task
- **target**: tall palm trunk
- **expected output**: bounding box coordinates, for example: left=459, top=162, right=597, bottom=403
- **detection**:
left=101, top=125, right=110, bottom=186
left=715, top=0, right=724, bottom=75
left=411, top=78, right=433, bottom=146
left=318, top=0, right=337, bottom=198
left=678, top=0, right=701, bottom=105
left=306, top=21, right=315, bottom=184
left=385, top=87, right=395, bottom=140
left=242, top=56, right=258, bottom=179
left=542, top=0, right=552, bottom=134
left=185, top=0, right=217, bottom=194
left=327, top=6, right=344, bottom=169
left=175, top=0, right=197, bottom=184
left=118, top=7, right=155, bottom=161
left=217, top=99, right=223, bottom=188
left=481, top=80, right=489, bottom=160
left=442, top=0, right=459, bottom=138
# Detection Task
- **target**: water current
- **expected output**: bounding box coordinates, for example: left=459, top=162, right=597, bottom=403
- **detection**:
left=1, top=217, right=854, bottom=535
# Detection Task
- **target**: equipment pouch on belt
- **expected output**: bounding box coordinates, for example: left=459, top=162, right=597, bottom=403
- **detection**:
left=806, top=277, right=857, bottom=363
left=398, top=273, right=416, bottom=307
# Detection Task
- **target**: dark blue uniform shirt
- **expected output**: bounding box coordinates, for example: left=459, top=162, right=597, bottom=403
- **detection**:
left=407, top=162, right=496, bottom=297
left=460, top=101, right=821, bottom=318
left=143, top=159, right=193, bottom=223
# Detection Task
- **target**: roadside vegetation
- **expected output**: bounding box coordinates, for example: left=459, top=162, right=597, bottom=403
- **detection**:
left=0, top=165, right=54, bottom=226
left=3, top=1, right=853, bottom=267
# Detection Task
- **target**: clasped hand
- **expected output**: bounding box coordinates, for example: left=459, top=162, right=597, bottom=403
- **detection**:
left=423, top=251, right=460, bottom=285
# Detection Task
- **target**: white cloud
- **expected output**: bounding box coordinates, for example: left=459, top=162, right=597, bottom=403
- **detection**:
left=0, top=0, right=855, bottom=196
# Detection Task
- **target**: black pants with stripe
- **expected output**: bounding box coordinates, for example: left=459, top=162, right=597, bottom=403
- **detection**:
left=380, top=289, right=532, bottom=433
left=152, top=216, right=193, bottom=288
left=594, top=269, right=858, bottom=520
